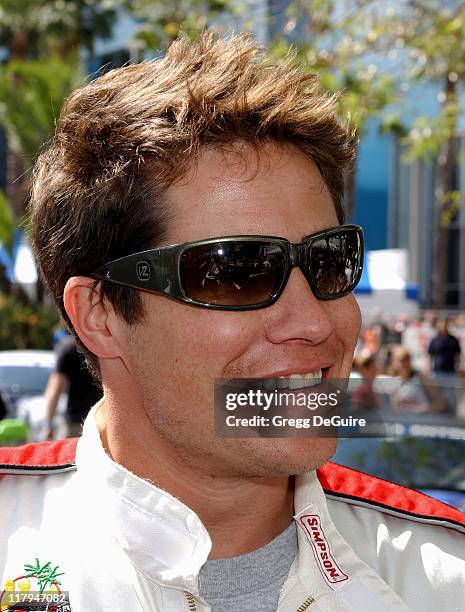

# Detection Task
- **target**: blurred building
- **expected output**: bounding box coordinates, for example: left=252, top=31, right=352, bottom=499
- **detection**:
left=390, top=135, right=465, bottom=310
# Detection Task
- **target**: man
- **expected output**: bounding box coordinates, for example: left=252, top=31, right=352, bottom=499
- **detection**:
left=42, top=334, right=103, bottom=439
left=0, top=388, right=7, bottom=421
left=0, top=34, right=464, bottom=612
left=428, top=317, right=462, bottom=413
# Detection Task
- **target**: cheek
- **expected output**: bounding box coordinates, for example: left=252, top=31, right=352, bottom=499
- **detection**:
left=138, top=301, right=258, bottom=377
left=194, top=316, right=263, bottom=378
left=331, top=295, right=361, bottom=350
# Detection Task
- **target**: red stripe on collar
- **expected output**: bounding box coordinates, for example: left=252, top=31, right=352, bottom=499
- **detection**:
left=317, top=461, right=465, bottom=527
left=0, top=438, right=78, bottom=470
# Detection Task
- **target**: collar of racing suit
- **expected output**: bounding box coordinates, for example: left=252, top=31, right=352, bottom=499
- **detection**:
left=75, top=403, right=410, bottom=611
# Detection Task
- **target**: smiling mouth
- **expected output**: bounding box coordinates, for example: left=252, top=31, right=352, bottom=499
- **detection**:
left=261, top=370, right=323, bottom=391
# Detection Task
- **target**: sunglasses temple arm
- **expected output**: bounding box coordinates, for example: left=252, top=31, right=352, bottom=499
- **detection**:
left=90, top=247, right=184, bottom=297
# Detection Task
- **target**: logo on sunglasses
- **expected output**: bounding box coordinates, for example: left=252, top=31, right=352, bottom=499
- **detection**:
left=136, top=261, right=151, bottom=282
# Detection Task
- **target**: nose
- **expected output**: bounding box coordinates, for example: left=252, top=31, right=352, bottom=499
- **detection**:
left=265, top=267, right=334, bottom=345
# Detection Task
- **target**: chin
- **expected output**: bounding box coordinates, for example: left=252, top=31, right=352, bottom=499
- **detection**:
left=239, top=437, right=338, bottom=478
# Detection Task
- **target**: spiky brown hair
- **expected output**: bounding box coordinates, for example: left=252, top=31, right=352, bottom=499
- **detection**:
left=30, top=32, right=356, bottom=378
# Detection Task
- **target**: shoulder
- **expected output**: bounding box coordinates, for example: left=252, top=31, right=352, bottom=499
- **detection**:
left=55, top=337, right=77, bottom=365
left=0, top=438, right=78, bottom=518
left=451, top=334, right=461, bottom=347
left=0, top=439, right=78, bottom=529
left=317, top=461, right=465, bottom=534
left=0, top=438, right=78, bottom=476
left=318, top=463, right=465, bottom=607
left=0, top=440, right=79, bottom=582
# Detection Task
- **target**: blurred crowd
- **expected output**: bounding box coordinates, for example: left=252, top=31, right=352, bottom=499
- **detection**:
left=353, top=310, right=465, bottom=417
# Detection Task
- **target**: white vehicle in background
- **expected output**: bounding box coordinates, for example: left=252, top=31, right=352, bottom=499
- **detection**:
left=0, top=350, right=66, bottom=441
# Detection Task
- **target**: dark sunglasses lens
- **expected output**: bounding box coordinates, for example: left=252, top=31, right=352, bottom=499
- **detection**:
left=309, top=230, right=362, bottom=297
left=180, top=241, right=285, bottom=306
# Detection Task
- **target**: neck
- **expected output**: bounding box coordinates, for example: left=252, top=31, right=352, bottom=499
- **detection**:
left=95, top=399, right=294, bottom=559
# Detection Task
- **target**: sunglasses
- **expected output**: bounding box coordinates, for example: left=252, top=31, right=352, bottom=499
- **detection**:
left=91, top=224, right=364, bottom=310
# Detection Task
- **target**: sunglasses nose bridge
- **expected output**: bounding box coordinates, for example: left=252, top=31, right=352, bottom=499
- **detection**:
left=288, top=242, right=307, bottom=269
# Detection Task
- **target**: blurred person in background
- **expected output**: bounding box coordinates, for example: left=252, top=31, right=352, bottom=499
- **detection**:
left=368, top=307, right=388, bottom=346
left=351, top=349, right=380, bottom=411
left=360, top=323, right=381, bottom=355
left=427, top=318, right=461, bottom=413
left=419, top=310, right=436, bottom=352
left=450, top=313, right=465, bottom=371
left=422, top=309, right=437, bottom=331
left=0, top=390, right=7, bottom=421
left=402, top=317, right=427, bottom=371
left=384, top=314, right=404, bottom=345
left=42, top=335, right=102, bottom=439
left=450, top=314, right=465, bottom=418
left=389, top=345, right=446, bottom=414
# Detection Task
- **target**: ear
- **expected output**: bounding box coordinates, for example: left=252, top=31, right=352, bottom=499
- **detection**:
left=63, top=277, right=122, bottom=359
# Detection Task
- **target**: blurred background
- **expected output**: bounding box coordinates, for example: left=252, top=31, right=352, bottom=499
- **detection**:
left=0, top=0, right=465, bottom=509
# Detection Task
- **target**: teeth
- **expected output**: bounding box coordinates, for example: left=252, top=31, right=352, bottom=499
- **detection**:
left=262, top=370, right=322, bottom=392
left=289, top=374, right=303, bottom=390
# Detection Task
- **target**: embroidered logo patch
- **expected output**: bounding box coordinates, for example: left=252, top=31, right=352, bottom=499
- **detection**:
left=1, top=558, right=71, bottom=611
left=299, top=514, right=349, bottom=585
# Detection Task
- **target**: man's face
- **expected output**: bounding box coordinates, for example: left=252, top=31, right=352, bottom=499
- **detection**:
left=119, top=142, right=361, bottom=478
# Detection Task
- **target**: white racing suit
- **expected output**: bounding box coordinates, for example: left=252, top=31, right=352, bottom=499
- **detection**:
left=1, top=403, right=465, bottom=612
